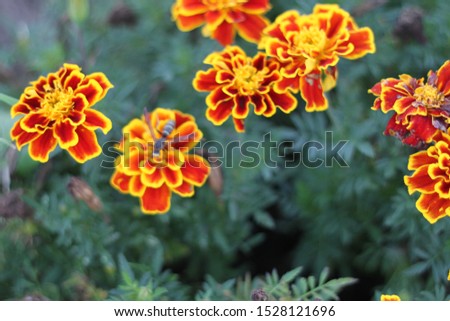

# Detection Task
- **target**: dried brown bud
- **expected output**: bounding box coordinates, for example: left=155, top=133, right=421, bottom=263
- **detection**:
left=251, top=288, right=269, bottom=301
left=393, top=6, right=427, bottom=44
left=108, top=3, right=138, bottom=27
left=67, top=177, right=103, bottom=212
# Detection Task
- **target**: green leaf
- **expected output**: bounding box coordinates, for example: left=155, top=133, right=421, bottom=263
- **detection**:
left=280, top=267, right=302, bottom=284
left=0, top=93, right=18, bottom=107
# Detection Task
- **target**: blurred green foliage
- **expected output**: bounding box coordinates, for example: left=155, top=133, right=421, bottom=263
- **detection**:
left=0, top=0, right=449, bottom=300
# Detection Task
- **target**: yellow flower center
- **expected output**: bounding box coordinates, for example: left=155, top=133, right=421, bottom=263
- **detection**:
left=234, top=60, right=265, bottom=95
left=290, top=26, right=327, bottom=57
left=41, top=82, right=74, bottom=121
left=202, top=0, right=247, bottom=10
left=414, top=84, right=445, bottom=109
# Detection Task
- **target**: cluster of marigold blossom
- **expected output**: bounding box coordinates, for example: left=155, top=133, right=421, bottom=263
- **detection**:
left=172, top=1, right=376, bottom=132
left=370, top=60, right=450, bottom=224
left=9, top=1, right=376, bottom=215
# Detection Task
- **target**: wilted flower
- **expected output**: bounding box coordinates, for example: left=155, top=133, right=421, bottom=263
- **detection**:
left=10, top=63, right=113, bottom=162
left=404, top=131, right=450, bottom=223
left=259, top=4, right=375, bottom=111
left=370, top=60, right=450, bottom=148
left=171, top=0, right=271, bottom=46
left=110, top=108, right=210, bottom=214
left=380, top=294, right=401, bottom=301
left=193, top=45, right=297, bottom=132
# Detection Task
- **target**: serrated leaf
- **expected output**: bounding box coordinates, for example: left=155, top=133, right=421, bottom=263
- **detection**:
left=319, top=267, right=329, bottom=285
left=280, top=267, right=302, bottom=284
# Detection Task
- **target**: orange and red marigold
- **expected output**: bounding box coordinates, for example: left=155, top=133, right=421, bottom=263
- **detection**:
left=404, top=131, right=450, bottom=224
left=380, top=294, right=401, bottom=301
left=10, top=63, right=113, bottom=163
left=370, top=60, right=450, bottom=148
left=259, top=4, right=375, bottom=111
left=171, top=0, right=271, bottom=46
left=110, top=108, right=210, bottom=214
left=193, top=45, right=297, bottom=132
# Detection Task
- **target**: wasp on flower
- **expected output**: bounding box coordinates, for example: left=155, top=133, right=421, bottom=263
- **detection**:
left=110, top=108, right=210, bottom=214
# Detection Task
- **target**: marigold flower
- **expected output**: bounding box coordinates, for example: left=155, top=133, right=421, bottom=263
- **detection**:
left=380, top=294, right=401, bottom=301
left=110, top=108, right=210, bottom=214
left=370, top=60, right=450, bottom=148
left=193, top=45, right=297, bottom=132
left=171, top=0, right=271, bottom=46
left=10, top=63, right=113, bottom=163
left=259, top=4, right=375, bottom=111
left=404, top=131, right=450, bottom=223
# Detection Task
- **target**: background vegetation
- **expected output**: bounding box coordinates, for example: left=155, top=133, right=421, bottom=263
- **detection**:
left=0, top=0, right=448, bottom=300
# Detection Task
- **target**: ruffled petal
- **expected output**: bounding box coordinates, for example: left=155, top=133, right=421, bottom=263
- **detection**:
left=162, top=167, right=183, bottom=188
left=211, top=21, right=235, bottom=46
left=343, top=28, right=376, bottom=59
left=83, top=72, right=114, bottom=100
left=28, top=128, right=58, bottom=162
left=436, top=60, right=450, bottom=96
left=10, top=121, right=40, bottom=150
left=83, top=109, right=112, bottom=134
left=141, top=169, right=164, bottom=188
left=300, top=72, right=328, bottom=111
left=235, top=13, right=269, bottom=43
left=54, top=119, right=78, bottom=148
left=181, top=154, right=210, bottom=186
left=66, top=125, right=102, bottom=163
left=129, top=175, right=146, bottom=197
left=416, top=193, right=450, bottom=224
left=206, top=98, right=234, bottom=125
left=404, top=165, right=436, bottom=194
left=140, top=185, right=171, bottom=214
left=110, top=170, right=132, bottom=193
left=193, top=69, right=219, bottom=91
left=172, top=180, right=195, bottom=197
left=74, top=78, right=104, bottom=106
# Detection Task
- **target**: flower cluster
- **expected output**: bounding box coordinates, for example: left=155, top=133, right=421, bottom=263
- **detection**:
left=171, top=0, right=271, bottom=46
left=193, top=46, right=297, bottom=132
left=370, top=60, right=450, bottom=224
left=259, top=4, right=375, bottom=111
left=110, top=108, right=210, bottom=214
left=192, top=4, right=375, bottom=132
left=10, top=63, right=113, bottom=163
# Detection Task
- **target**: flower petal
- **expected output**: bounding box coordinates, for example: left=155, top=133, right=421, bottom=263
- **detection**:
left=10, top=121, right=40, bottom=150
left=129, top=175, right=146, bottom=197
left=181, top=154, right=210, bottom=186
left=416, top=193, right=450, bottom=224
left=110, top=170, right=132, bottom=193
left=235, top=13, right=269, bottom=43
left=343, top=28, right=376, bottom=59
left=436, top=60, right=450, bottom=96
left=83, top=109, right=112, bottom=134
left=28, top=128, right=58, bottom=162
left=66, top=125, right=102, bottom=163
left=83, top=72, right=114, bottom=100
left=404, top=165, right=436, bottom=194
left=211, top=21, right=235, bottom=46
left=74, top=78, right=104, bottom=106
left=54, top=119, right=78, bottom=148
left=193, top=69, right=219, bottom=92
left=300, top=72, right=328, bottom=111
left=162, top=167, right=183, bottom=188
left=141, top=169, right=164, bottom=188
left=140, top=185, right=171, bottom=214
left=206, top=98, right=234, bottom=125
left=172, top=180, right=195, bottom=197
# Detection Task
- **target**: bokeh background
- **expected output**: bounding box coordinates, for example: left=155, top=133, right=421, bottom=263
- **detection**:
left=0, top=0, right=449, bottom=300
